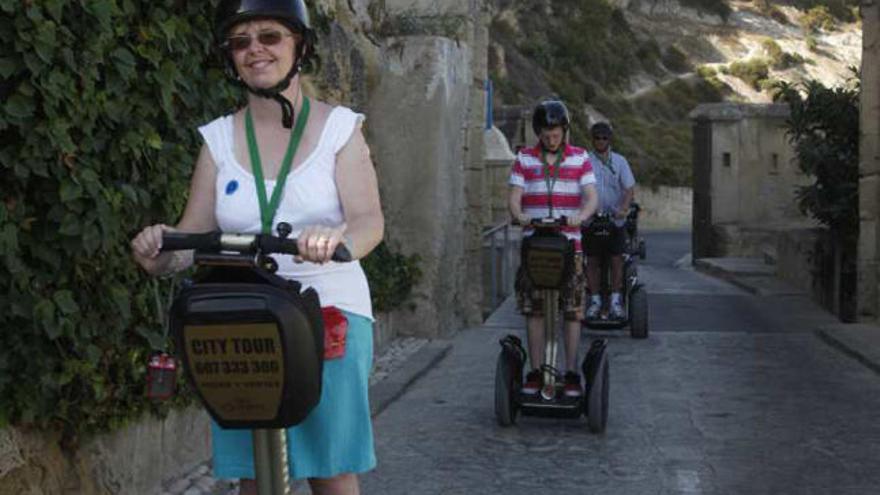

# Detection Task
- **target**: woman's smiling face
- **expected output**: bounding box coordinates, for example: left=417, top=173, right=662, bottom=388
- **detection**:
left=228, top=19, right=300, bottom=89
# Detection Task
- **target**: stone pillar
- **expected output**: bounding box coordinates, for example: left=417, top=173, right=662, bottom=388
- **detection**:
left=859, top=0, right=880, bottom=321
left=367, top=1, right=489, bottom=337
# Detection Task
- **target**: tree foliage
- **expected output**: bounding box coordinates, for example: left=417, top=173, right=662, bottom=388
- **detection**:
left=773, top=77, right=860, bottom=242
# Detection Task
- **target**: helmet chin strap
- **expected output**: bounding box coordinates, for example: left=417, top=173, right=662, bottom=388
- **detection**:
left=245, top=61, right=302, bottom=128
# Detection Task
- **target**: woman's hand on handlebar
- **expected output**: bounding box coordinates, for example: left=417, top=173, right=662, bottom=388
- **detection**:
left=296, top=224, right=347, bottom=264
left=131, top=224, right=176, bottom=272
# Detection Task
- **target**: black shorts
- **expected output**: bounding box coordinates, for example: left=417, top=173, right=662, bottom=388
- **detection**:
left=583, top=223, right=626, bottom=257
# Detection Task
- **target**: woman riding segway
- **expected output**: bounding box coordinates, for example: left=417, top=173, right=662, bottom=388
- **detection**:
left=130, top=1, right=384, bottom=493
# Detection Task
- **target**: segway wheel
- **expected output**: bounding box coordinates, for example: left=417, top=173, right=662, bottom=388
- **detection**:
left=586, top=352, right=609, bottom=434
left=629, top=287, right=649, bottom=339
left=494, top=351, right=518, bottom=426
left=638, top=239, right=646, bottom=260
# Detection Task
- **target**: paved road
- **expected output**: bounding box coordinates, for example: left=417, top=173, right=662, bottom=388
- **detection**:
left=361, top=231, right=880, bottom=495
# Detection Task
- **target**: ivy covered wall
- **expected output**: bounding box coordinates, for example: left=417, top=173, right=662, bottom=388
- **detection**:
left=0, top=0, right=418, bottom=441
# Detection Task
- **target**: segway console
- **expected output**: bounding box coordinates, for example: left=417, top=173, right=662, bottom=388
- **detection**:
left=162, top=223, right=351, bottom=429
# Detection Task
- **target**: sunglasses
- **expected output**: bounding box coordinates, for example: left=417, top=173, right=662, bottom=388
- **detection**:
left=592, top=136, right=610, bottom=141
left=223, top=30, right=295, bottom=52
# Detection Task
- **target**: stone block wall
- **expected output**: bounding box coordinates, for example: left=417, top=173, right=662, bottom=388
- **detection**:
left=634, top=186, right=692, bottom=230
left=858, top=0, right=880, bottom=321
left=0, top=408, right=210, bottom=495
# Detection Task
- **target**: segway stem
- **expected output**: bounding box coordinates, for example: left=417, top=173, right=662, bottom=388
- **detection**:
left=541, top=289, right=559, bottom=399
left=253, top=429, right=291, bottom=495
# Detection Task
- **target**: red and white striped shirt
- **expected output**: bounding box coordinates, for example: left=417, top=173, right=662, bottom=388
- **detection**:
left=509, top=143, right=596, bottom=250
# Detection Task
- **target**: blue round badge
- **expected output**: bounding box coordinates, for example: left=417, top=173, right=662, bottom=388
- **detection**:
left=225, top=180, right=239, bottom=195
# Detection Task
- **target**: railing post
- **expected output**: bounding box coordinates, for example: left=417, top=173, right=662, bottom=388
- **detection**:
left=485, top=78, right=494, bottom=131
left=490, top=230, right=498, bottom=309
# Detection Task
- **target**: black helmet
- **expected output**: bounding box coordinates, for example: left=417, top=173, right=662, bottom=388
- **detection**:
left=215, top=0, right=317, bottom=127
left=591, top=121, right=613, bottom=138
left=532, top=100, right=571, bottom=136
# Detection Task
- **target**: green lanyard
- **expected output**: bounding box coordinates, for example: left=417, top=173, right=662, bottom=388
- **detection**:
left=245, top=97, right=311, bottom=233
left=596, top=150, right=616, bottom=175
left=541, top=147, right=563, bottom=216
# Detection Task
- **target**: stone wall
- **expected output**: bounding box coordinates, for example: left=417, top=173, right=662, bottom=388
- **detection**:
left=0, top=408, right=210, bottom=495
left=689, top=103, right=816, bottom=257
left=368, top=0, right=490, bottom=336
left=858, top=0, right=880, bottom=321
left=634, top=186, right=692, bottom=230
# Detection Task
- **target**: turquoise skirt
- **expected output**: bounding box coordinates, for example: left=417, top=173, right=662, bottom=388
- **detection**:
left=211, top=311, right=376, bottom=480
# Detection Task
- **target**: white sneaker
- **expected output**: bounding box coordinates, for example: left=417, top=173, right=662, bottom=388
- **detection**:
left=610, top=301, right=625, bottom=320
left=586, top=299, right=601, bottom=319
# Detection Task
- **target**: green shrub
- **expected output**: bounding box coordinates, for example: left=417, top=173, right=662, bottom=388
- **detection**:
left=762, top=38, right=807, bottom=69
left=791, top=0, right=858, bottom=21
left=696, top=65, right=718, bottom=78
left=773, top=76, right=860, bottom=320
left=727, top=58, right=771, bottom=90
left=679, top=0, right=732, bottom=20
left=801, top=5, right=836, bottom=31
left=773, top=77, right=860, bottom=242
left=662, top=45, right=691, bottom=74
left=361, top=242, right=421, bottom=312
left=762, top=38, right=784, bottom=64
left=806, top=34, right=819, bottom=52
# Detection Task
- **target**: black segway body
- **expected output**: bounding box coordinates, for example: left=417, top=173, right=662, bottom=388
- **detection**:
left=582, top=213, right=649, bottom=338
left=494, top=218, right=609, bottom=431
left=170, top=266, right=325, bottom=429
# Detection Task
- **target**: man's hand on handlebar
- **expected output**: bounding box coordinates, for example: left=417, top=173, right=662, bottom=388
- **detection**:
left=566, top=215, right=586, bottom=227
left=513, top=214, right=532, bottom=226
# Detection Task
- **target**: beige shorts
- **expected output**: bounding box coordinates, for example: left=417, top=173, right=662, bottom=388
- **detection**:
left=515, top=253, right=584, bottom=321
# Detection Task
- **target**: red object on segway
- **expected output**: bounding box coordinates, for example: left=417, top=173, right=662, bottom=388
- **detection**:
left=146, top=352, right=177, bottom=400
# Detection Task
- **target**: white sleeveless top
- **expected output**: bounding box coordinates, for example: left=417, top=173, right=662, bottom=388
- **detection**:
left=198, top=106, right=373, bottom=320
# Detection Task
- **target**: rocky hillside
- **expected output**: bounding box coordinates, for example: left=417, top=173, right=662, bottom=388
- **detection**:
left=488, top=0, right=863, bottom=187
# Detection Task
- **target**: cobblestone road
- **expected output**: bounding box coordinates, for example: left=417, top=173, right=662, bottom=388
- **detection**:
left=360, top=231, right=880, bottom=495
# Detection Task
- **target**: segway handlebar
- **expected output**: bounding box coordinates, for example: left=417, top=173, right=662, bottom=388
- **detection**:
left=513, top=216, right=569, bottom=228
left=160, top=229, right=353, bottom=262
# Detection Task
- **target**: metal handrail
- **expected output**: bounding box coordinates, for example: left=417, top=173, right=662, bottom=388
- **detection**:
left=482, top=221, right=518, bottom=316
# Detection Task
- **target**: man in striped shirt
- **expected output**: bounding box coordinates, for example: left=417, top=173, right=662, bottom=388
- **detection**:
left=509, top=99, right=598, bottom=399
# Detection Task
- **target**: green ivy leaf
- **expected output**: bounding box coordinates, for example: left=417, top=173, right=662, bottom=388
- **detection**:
left=109, top=284, right=132, bottom=322
left=145, top=130, right=162, bottom=150
left=44, top=0, right=65, bottom=22
left=111, top=47, right=135, bottom=67
left=34, top=22, right=58, bottom=63
left=59, top=179, right=83, bottom=202
left=53, top=290, right=79, bottom=315
left=4, top=94, right=35, bottom=119
left=0, top=57, right=17, bottom=78
left=34, top=299, right=58, bottom=339
left=58, top=213, right=82, bottom=236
